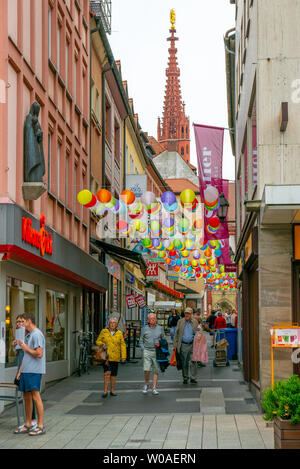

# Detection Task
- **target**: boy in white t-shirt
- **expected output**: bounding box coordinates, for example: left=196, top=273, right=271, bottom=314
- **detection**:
left=14, top=313, right=46, bottom=436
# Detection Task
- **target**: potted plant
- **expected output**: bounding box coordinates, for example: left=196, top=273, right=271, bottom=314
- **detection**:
left=261, top=375, right=300, bottom=449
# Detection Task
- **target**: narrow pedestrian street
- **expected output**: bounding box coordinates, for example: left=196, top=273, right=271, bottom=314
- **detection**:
left=0, top=335, right=274, bottom=449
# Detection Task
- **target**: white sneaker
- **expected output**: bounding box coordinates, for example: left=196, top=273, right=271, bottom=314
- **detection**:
left=142, top=384, right=149, bottom=394
left=152, top=388, right=159, bottom=395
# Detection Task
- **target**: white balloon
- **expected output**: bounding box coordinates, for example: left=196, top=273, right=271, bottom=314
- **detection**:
left=141, top=191, right=156, bottom=206
left=204, top=185, right=219, bottom=203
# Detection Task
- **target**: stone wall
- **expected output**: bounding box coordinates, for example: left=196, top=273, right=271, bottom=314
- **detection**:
left=259, top=226, right=294, bottom=393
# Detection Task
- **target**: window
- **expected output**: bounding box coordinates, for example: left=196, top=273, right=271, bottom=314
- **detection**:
left=57, top=23, right=61, bottom=72
left=114, top=120, right=120, bottom=163
left=65, top=38, right=69, bottom=87
left=181, top=147, right=184, bottom=156
left=74, top=162, right=78, bottom=211
left=48, top=6, right=52, bottom=59
left=57, top=143, right=61, bottom=199
left=48, top=132, right=52, bottom=190
left=5, top=277, right=39, bottom=368
left=95, top=89, right=100, bottom=121
left=65, top=153, right=69, bottom=206
left=105, top=100, right=111, bottom=143
left=74, top=54, right=78, bottom=103
left=46, top=290, right=67, bottom=362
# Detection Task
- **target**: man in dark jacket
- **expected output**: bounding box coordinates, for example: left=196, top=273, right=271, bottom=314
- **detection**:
left=174, top=307, right=198, bottom=384
left=168, top=309, right=180, bottom=343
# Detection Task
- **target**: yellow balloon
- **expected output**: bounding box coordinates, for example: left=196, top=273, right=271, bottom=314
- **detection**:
left=77, top=190, right=92, bottom=205
left=132, top=220, right=141, bottom=230
left=180, top=189, right=195, bottom=205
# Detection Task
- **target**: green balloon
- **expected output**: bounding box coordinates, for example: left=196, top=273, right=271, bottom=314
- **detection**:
left=179, top=218, right=190, bottom=230
left=143, top=238, right=152, bottom=248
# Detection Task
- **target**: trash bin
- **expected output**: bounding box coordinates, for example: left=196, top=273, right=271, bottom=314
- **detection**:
left=219, top=328, right=238, bottom=360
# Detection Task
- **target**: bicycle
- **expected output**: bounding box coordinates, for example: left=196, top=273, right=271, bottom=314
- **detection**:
left=73, top=330, right=95, bottom=377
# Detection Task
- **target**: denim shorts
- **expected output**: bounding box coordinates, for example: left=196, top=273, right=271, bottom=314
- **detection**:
left=19, top=373, right=42, bottom=392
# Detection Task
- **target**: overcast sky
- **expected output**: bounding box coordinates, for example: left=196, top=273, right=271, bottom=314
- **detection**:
left=109, top=0, right=235, bottom=181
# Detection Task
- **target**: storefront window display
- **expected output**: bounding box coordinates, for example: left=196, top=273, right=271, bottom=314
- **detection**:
left=5, top=277, right=39, bottom=368
left=46, top=289, right=67, bottom=362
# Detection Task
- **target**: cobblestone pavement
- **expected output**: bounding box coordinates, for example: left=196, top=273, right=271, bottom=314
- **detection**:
left=0, top=334, right=274, bottom=449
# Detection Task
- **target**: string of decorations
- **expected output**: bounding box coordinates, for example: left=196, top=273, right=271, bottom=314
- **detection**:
left=77, top=187, right=237, bottom=290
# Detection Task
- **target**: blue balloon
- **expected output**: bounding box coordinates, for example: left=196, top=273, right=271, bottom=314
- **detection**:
left=161, top=191, right=176, bottom=206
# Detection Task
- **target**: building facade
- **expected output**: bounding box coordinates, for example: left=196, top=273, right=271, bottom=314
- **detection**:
left=226, top=0, right=300, bottom=400
left=0, top=0, right=108, bottom=393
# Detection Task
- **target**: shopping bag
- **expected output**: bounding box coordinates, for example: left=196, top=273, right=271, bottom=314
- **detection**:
left=169, top=347, right=177, bottom=366
left=94, top=344, right=108, bottom=364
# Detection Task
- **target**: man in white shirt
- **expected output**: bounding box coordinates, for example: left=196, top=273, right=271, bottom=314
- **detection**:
left=14, top=312, right=46, bottom=436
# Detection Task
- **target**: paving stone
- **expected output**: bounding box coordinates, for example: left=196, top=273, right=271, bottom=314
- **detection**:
left=163, top=440, right=187, bottom=449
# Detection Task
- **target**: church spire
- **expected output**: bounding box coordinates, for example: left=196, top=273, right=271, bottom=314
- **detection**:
left=157, top=10, right=190, bottom=163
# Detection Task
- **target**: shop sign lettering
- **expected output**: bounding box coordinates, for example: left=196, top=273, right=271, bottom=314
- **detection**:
left=22, top=213, right=53, bottom=256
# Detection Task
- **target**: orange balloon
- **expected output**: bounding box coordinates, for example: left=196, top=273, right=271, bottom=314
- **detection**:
left=97, top=189, right=112, bottom=204
left=121, top=190, right=135, bottom=205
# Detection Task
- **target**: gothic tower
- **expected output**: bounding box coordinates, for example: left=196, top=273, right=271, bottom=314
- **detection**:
left=157, top=10, right=190, bottom=164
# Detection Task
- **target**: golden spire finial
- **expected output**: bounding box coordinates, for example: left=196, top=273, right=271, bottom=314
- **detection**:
left=170, top=9, right=176, bottom=29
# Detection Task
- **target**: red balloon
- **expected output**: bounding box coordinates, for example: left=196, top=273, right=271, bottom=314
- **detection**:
left=84, top=194, right=97, bottom=208
left=209, top=216, right=220, bottom=229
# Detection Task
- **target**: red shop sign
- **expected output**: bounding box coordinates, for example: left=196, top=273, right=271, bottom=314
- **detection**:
left=135, top=294, right=146, bottom=307
left=126, top=294, right=136, bottom=309
left=146, top=260, right=159, bottom=280
left=22, top=213, right=53, bottom=257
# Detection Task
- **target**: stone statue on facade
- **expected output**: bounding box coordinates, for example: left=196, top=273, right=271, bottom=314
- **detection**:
left=22, top=102, right=47, bottom=200
left=24, top=102, right=45, bottom=183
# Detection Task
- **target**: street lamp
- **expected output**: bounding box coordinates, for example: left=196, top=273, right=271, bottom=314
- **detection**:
left=217, top=192, right=229, bottom=223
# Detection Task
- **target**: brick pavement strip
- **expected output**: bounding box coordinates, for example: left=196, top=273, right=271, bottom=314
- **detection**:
left=202, top=415, right=217, bottom=449
left=186, top=415, right=203, bottom=449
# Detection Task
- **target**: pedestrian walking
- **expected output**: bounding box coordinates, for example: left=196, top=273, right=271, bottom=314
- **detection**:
left=207, top=309, right=217, bottom=348
left=13, top=315, right=37, bottom=431
left=96, top=318, right=127, bottom=398
left=191, top=309, right=209, bottom=370
left=13, top=312, right=46, bottom=436
left=140, top=313, right=165, bottom=395
left=174, top=307, right=198, bottom=384
left=214, top=311, right=227, bottom=330
left=106, top=308, right=128, bottom=339
left=225, top=310, right=231, bottom=328
left=167, top=308, right=180, bottom=343
left=231, top=310, right=238, bottom=328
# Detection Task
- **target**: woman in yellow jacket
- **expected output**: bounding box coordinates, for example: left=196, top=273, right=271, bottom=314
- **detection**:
left=96, top=317, right=126, bottom=398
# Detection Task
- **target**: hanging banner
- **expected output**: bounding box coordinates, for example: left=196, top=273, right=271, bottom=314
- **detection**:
left=135, top=294, right=146, bottom=307
left=194, top=124, right=225, bottom=198
left=125, top=294, right=136, bottom=309
left=194, top=124, right=229, bottom=245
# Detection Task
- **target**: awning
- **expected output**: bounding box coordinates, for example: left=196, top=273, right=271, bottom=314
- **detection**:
left=0, top=204, right=108, bottom=293
left=90, top=238, right=147, bottom=276
left=151, top=281, right=184, bottom=299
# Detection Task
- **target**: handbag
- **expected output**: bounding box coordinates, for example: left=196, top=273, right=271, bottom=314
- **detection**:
left=94, top=344, right=108, bottom=364
left=170, top=347, right=177, bottom=367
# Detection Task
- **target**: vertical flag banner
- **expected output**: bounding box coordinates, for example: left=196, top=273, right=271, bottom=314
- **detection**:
left=194, top=124, right=225, bottom=198
left=194, top=124, right=231, bottom=258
